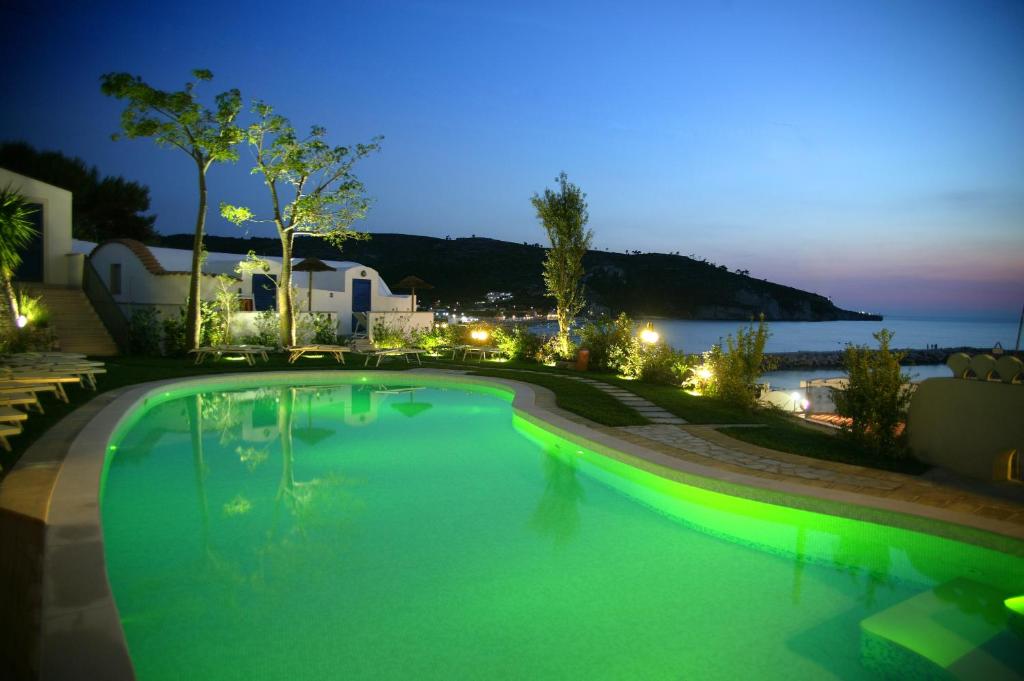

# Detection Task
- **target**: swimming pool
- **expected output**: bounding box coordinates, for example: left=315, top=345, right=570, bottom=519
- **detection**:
left=99, top=374, right=1024, bottom=680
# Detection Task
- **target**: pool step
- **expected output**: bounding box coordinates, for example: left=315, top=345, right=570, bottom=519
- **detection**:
left=860, top=577, right=1024, bottom=680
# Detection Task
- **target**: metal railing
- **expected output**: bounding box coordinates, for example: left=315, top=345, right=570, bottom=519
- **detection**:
left=81, top=258, right=130, bottom=354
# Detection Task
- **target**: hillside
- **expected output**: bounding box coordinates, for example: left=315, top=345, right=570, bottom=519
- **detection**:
left=158, top=233, right=880, bottom=322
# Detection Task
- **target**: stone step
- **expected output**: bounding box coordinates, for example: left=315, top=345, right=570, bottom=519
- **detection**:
left=20, top=285, right=120, bottom=356
left=860, top=577, right=1023, bottom=679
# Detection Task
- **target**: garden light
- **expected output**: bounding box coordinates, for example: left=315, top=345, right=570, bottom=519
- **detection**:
left=639, top=322, right=659, bottom=344
left=15, top=315, right=28, bottom=328
left=697, top=366, right=712, bottom=381
left=470, top=329, right=489, bottom=342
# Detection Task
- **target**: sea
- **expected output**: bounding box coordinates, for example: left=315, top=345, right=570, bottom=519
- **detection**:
left=529, top=316, right=1022, bottom=390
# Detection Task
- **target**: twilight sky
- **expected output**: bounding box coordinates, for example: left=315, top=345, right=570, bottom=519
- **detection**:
left=2, top=0, right=1022, bottom=318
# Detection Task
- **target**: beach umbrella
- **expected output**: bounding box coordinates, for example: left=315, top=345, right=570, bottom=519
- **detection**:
left=292, top=258, right=337, bottom=311
left=394, top=275, right=434, bottom=311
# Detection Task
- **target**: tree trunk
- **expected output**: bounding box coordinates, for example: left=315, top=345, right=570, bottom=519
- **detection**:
left=185, top=166, right=208, bottom=351
left=557, top=308, right=572, bottom=358
left=2, top=276, right=19, bottom=328
left=278, top=232, right=295, bottom=346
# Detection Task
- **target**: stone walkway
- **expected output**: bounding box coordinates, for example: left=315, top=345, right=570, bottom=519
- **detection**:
left=618, top=424, right=901, bottom=490
left=565, top=376, right=687, bottom=425
left=494, top=368, right=687, bottom=424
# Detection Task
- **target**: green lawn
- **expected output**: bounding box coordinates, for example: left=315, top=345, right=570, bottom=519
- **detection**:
left=593, top=378, right=763, bottom=424
left=719, top=421, right=928, bottom=474
left=466, top=368, right=649, bottom=427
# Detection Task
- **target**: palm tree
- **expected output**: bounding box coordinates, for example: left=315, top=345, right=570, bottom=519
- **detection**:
left=0, top=187, right=38, bottom=327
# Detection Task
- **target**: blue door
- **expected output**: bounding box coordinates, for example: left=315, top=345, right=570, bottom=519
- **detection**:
left=352, top=278, right=371, bottom=332
left=252, top=274, right=277, bottom=311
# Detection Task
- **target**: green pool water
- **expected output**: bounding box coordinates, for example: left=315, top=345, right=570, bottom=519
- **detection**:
left=100, top=376, right=1024, bottom=680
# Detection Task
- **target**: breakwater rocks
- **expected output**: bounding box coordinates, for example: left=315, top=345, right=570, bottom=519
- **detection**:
left=768, top=347, right=1007, bottom=370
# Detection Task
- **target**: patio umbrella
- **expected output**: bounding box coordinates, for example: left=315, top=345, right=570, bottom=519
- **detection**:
left=390, top=391, right=433, bottom=418
left=292, top=391, right=336, bottom=447
left=292, top=257, right=337, bottom=312
left=394, top=275, right=434, bottom=312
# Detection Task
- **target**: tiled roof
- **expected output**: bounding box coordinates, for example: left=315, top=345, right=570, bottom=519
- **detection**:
left=90, top=239, right=235, bottom=279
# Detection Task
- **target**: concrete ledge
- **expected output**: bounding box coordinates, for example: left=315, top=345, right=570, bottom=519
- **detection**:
left=2, top=368, right=1022, bottom=680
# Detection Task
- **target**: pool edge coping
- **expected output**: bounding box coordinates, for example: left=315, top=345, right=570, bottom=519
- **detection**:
left=33, top=369, right=1024, bottom=680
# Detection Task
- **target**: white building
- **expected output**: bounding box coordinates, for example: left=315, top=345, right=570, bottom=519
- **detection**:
left=84, top=238, right=433, bottom=340
left=0, top=167, right=74, bottom=287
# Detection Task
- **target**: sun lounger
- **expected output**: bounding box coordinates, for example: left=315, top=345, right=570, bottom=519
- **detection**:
left=49, top=363, right=107, bottom=390
left=351, top=339, right=427, bottom=367
left=286, top=345, right=349, bottom=364
left=1, top=371, right=81, bottom=402
left=0, top=392, right=43, bottom=413
left=0, top=381, right=60, bottom=410
left=0, top=422, right=21, bottom=452
left=462, top=346, right=501, bottom=361
left=190, top=345, right=272, bottom=365
left=0, top=405, right=29, bottom=424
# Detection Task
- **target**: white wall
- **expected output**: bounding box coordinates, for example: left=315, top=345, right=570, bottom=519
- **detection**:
left=0, top=167, right=74, bottom=286
left=90, top=241, right=414, bottom=338
left=89, top=242, right=223, bottom=318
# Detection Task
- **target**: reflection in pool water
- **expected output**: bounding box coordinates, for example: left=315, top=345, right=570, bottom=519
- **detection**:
left=102, top=379, right=1024, bottom=681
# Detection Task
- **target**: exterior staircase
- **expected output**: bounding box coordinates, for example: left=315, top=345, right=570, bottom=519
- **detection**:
left=22, top=284, right=120, bottom=356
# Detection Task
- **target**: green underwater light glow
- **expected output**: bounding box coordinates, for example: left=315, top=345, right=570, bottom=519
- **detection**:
left=99, top=375, right=1024, bottom=681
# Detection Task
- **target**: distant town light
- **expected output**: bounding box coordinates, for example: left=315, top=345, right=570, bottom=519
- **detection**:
left=639, top=322, right=659, bottom=344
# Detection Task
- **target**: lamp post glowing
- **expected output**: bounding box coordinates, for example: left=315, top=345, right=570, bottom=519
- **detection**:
left=639, top=322, right=659, bottom=345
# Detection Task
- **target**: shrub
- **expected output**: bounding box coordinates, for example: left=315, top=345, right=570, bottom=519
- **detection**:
left=247, top=309, right=280, bottom=347
left=311, top=313, right=337, bottom=344
left=1, top=326, right=56, bottom=353
left=372, top=319, right=408, bottom=349
left=579, top=313, right=633, bottom=371
left=578, top=312, right=689, bottom=384
left=414, top=324, right=457, bottom=353
left=702, top=315, right=774, bottom=408
left=535, top=336, right=563, bottom=364
left=492, top=325, right=544, bottom=360
left=611, top=336, right=690, bottom=385
left=163, top=302, right=224, bottom=354
left=13, top=287, right=49, bottom=327
left=161, top=308, right=187, bottom=356
left=128, top=308, right=162, bottom=355
left=833, top=329, right=912, bottom=458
